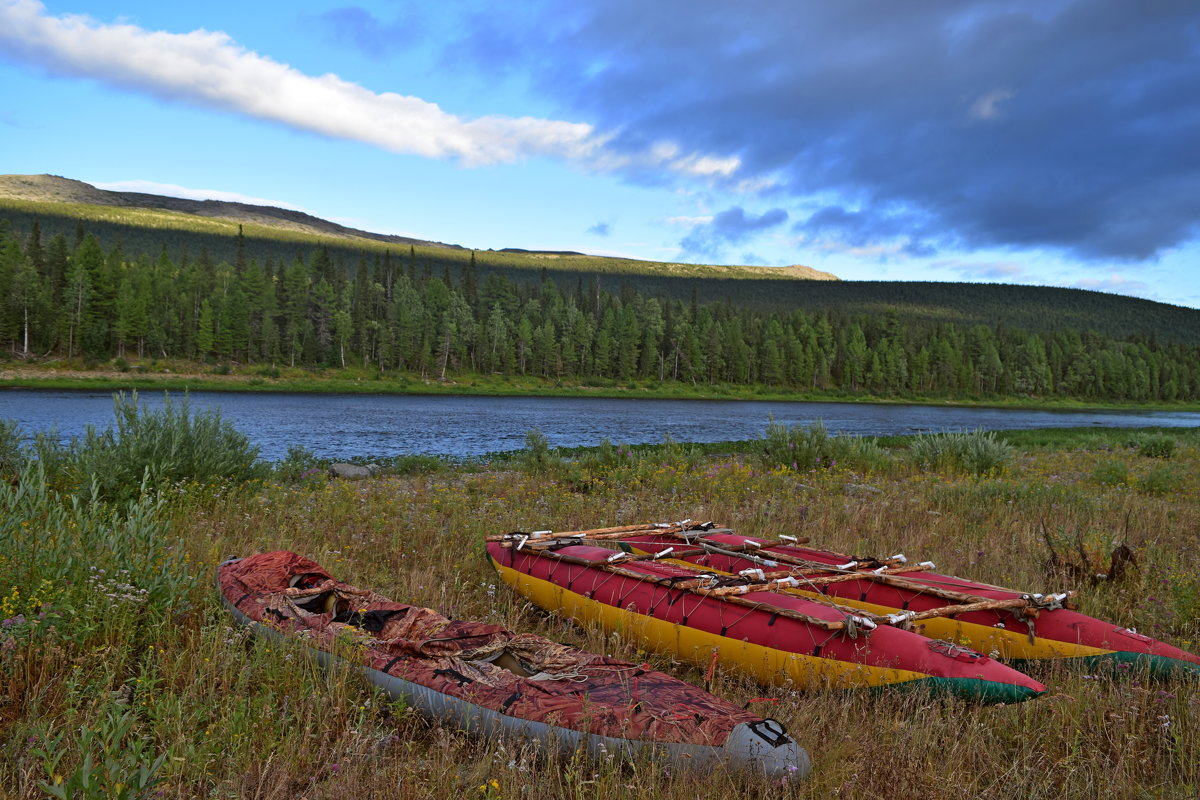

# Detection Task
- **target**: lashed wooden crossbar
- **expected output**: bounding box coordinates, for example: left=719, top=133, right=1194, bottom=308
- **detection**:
left=496, top=521, right=1076, bottom=629
left=646, top=526, right=1079, bottom=613
left=501, top=542, right=863, bottom=632
left=486, top=521, right=776, bottom=545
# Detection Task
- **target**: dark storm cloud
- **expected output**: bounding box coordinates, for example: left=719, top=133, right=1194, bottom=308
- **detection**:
left=453, top=0, right=1200, bottom=261
left=679, top=206, right=788, bottom=258
left=312, top=7, right=422, bottom=58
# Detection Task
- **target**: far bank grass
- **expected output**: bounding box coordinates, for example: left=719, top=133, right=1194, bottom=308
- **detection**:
left=3, top=358, right=1199, bottom=413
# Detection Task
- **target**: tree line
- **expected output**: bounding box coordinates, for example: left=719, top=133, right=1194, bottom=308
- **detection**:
left=2, top=219, right=1198, bottom=402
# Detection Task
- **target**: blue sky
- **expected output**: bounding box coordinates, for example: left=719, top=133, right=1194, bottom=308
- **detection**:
left=2, top=0, right=1198, bottom=308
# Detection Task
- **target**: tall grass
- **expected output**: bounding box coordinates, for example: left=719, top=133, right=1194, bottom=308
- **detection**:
left=2, top=415, right=1198, bottom=798
left=1, top=464, right=195, bottom=798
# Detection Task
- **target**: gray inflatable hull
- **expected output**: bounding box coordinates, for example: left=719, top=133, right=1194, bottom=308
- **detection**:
left=218, top=563, right=810, bottom=780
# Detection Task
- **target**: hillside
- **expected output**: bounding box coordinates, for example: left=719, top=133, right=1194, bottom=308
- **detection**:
left=0, top=174, right=461, bottom=250
left=0, top=174, right=839, bottom=282
left=1, top=174, right=1198, bottom=347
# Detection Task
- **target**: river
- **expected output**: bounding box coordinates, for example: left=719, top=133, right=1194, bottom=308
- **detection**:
left=0, top=389, right=1197, bottom=461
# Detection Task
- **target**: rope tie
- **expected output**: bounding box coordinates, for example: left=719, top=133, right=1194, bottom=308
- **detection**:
left=842, top=615, right=877, bottom=639
left=883, top=610, right=917, bottom=627
left=1024, top=592, right=1070, bottom=611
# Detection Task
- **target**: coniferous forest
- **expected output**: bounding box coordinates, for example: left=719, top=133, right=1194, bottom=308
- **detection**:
left=2, top=215, right=1199, bottom=403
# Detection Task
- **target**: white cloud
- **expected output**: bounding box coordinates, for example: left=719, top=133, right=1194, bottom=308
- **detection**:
left=931, top=258, right=1029, bottom=279
left=92, top=179, right=305, bottom=209
left=669, top=153, right=741, bottom=178
left=732, top=175, right=779, bottom=194
left=0, top=0, right=597, bottom=166
left=665, top=215, right=713, bottom=227
left=1074, top=274, right=1150, bottom=294
left=818, top=241, right=909, bottom=258
left=968, top=88, right=1015, bottom=121
left=0, top=0, right=741, bottom=178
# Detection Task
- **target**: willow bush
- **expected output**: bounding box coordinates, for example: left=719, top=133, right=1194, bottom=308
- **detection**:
left=761, top=419, right=889, bottom=473
left=909, top=429, right=1013, bottom=476
left=11, top=392, right=265, bottom=501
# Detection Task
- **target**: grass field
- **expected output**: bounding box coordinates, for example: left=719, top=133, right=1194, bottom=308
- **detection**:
left=2, top=414, right=1198, bottom=799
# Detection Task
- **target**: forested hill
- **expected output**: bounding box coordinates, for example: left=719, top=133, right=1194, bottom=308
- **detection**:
left=762, top=281, right=1200, bottom=346
left=2, top=186, right=1198, bottom=348
left=0, top=175, right=838, bottom=283
left=3, top=205, right=1200, bottom=403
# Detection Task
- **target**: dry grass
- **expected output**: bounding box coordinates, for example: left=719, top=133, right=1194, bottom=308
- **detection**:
left=2, top=440, right=1199, bottom=799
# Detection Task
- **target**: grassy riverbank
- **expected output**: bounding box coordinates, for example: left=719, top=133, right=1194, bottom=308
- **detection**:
left=3, top=358, right=1199, bottom=412
left=2, top=411, right=1198, bottom=799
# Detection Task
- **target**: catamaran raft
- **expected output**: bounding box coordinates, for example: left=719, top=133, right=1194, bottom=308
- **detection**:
left=486, top=518, right=1200, bottom=700
left=486, top=522, right=1048, bottom=703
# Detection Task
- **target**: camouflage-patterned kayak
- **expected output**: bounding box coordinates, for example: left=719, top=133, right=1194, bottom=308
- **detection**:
left=217, top=552, right=809, bottom=780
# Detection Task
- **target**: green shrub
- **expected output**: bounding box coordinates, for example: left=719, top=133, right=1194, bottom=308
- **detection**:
left=0, top=418, right=21, bottom=481
left=760, top=419, right=889, bottom=473
left=1139, top=465, right=1183, bottom=496
left=653, top=433, right=705, bottom=467
left=28, top=429, right=75, bottom=491
left=1091, top=459, right=1129, bottom=487
left=907, top=434, right=947, bottom=471
left=275, top=444, right=325, bottom=482
left=519, top=428, right=560, bottom=474
left=0, top=462, right=195, bottom=646
left=33, top=702, right=167, bottom=800
left=1138, top=434, right=1176, bottom=459
left=829, top=433, right=890, bottom=472
left=577, top=438, right=631, bottom=471
left=71, top=391, right=266, bottom=501
left=909, top=429, right=1012, bottom=476
left=763, top=418, right=828, bottom=471
left=959, top=431, right=1012, bottom=476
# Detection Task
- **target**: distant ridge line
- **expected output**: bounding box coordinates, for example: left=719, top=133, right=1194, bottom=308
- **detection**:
left=0, top=173, right=839, bottom=280
left=0, top=173, right=462, bottom=250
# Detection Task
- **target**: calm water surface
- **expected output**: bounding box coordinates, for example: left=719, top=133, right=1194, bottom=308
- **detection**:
left=1, top=389, right=1197, bottom=461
